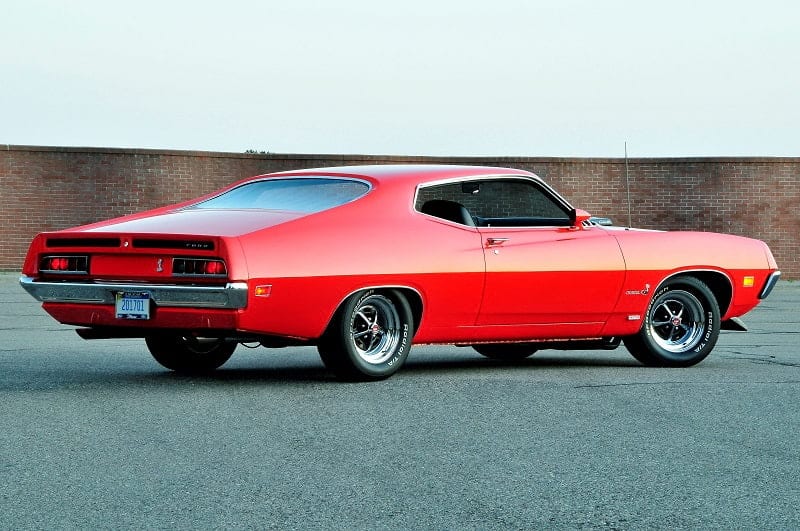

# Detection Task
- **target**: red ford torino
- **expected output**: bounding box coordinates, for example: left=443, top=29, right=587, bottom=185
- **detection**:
left=20, top=165, right=780, bottom=380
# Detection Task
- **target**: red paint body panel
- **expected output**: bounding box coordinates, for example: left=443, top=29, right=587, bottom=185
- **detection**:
left=610, top=229, right=774, bottom=319
left=477, top=227, right=625, bottom=326
left=43, top=303, right=239, bottom=330
left=20, top=165, right=779, bottom=347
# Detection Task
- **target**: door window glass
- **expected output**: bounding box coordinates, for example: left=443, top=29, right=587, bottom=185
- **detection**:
left=416, top=179, right=571, bottom=227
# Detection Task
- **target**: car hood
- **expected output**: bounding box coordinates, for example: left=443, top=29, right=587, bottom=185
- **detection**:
left=84, top=208, right=306, bottom=237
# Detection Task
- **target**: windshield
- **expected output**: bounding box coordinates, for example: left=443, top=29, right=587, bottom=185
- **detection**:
left=191, top=178, right=370, bottom=213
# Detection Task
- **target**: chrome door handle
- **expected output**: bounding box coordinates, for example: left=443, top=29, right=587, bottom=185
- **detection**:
left=485, top=238, right=509, bottom=247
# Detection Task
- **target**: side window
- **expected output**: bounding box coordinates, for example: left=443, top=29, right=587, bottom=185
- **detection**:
left=416, top=179, right=571, bottom=227
left=416, top=183, right=476, bottom=226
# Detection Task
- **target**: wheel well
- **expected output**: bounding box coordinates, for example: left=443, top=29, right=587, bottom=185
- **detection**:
left=329, top=287, right=424, bottom=339
left=387, top=287, right=424, bottom=336
left=667, top=271, right=732, bottom=316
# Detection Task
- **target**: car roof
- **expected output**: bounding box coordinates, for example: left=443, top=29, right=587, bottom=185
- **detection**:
left=260, top=164, right=536, bottom=187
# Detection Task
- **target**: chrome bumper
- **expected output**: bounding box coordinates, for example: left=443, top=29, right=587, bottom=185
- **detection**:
left=19, top=276, right=248, bottom=309
left=759, top=271, right=781, bottom=300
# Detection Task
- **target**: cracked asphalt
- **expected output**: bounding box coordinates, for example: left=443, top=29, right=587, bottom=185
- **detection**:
left=1, top=272, right=798, bottom=529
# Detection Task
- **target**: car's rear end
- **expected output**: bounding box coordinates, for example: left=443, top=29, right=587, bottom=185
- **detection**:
left=20, top=231, right=247, bottom=337
left=18, top=172, right=384, bottom=374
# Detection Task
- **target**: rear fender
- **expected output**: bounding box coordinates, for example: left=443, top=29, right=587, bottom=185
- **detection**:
left=326, top=285, right=424, bottom=339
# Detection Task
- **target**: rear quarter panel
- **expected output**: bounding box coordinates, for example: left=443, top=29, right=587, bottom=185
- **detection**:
left=234, top=178, right=486, bottom=339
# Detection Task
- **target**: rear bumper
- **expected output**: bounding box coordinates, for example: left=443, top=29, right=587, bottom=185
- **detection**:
left=19, top=276, right=248, bottom=309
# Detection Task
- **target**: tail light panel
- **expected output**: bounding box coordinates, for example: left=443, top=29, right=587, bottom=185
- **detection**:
left=39, top=255, right=89, bottom=274
left=172, top=258, right=227, bottom=278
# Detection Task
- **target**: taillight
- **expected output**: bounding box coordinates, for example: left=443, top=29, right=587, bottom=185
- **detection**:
left=40, top=255, right=89, bottom=274
left=172, top=258, right=227, bottom=277
left=204, top=261, right=226, bottom=275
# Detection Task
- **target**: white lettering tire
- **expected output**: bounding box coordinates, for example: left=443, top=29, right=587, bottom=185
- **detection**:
left=318, top=290, right=414, bottom=381
left=624, top=277, right=721, bottom=367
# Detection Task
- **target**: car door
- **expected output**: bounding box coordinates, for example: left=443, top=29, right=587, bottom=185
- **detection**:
left=470, top=179, right=625, bottom=335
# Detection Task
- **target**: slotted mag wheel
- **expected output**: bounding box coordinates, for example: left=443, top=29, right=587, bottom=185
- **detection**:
left=317, top=289, right=414, bottom=380
left=648, top=290, right=705, bottom=354
left=350, top=295, right=401, bottom=365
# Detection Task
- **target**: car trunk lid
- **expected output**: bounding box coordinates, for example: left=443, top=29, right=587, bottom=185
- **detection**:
left=33, top=230, right=246, bottom=284
left=83, top=208, right=305, bottom=237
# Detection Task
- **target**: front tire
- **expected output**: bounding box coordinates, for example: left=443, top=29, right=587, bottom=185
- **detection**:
left=145, top=335, right=236, bottom=374
left=624, top=277, right=720, bottom=367
left=318, top=289, right=414, bottom=381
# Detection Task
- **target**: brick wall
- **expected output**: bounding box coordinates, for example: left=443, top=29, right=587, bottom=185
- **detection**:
left=1, top=145, right=797, bottom=278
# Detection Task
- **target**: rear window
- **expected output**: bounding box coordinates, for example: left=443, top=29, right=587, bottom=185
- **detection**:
left=191, top=178, right=370, bottom=213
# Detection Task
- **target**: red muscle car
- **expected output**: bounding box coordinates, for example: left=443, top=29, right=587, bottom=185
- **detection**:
left=20, top=165, right=781, bottom=380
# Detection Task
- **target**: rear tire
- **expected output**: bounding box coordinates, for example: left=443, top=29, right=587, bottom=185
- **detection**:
left=624, top=277, right=720, bottom=367
left=145, top=335, right=236, bottom=374
left=472, top=343, right=537, bottom=360
left=317, top=289, right=414, bottom=381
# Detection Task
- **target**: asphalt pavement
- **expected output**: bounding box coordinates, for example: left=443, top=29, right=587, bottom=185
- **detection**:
left=1, top=272, right=798, bottom=529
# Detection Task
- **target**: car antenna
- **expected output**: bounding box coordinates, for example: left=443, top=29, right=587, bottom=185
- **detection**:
left=624, top=141, right=633, bottom=228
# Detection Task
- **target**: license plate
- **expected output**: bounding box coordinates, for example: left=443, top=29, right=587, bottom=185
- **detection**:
left=115, top=292, right=151, bottom=320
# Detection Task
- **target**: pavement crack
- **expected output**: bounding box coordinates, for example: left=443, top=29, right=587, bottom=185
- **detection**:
left=575, top=381, right=689, bottom=388
left=576, top=380, right=800, bottom=388
left=749, top=359, right=800, bottom=368
left=724, top=351, right=800, bottom=368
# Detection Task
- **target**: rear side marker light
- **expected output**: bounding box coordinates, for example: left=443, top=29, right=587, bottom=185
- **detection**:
left=172, top=258, right=227, bottom=277
left=40, top=255, right=89, bottom=274
left=254, top=285, right=272, bottom=297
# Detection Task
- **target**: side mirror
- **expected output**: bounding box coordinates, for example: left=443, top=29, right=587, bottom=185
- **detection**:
left=572, top=208, right=592, bottom=227
left=589, top=216, right=613, bottom=226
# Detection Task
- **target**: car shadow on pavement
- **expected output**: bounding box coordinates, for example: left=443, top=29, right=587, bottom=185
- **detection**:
left=402, top=354, right=641, bottom=373
left=0, top=366, right=336, bottom=392
left=168, top=353, right=642, bottom=384
left=0, top=353, right=644, bottom=392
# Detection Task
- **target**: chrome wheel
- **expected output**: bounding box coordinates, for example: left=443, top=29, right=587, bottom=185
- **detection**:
left=648, top=291, right=705, bottom=354
left=350, top=295, right=401, bottom=365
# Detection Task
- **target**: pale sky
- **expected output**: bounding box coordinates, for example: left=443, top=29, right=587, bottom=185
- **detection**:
left=2, top=0, right=798, bottom=157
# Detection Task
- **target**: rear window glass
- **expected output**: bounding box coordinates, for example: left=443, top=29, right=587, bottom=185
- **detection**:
left=191, top=178, right=370, bottom=213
